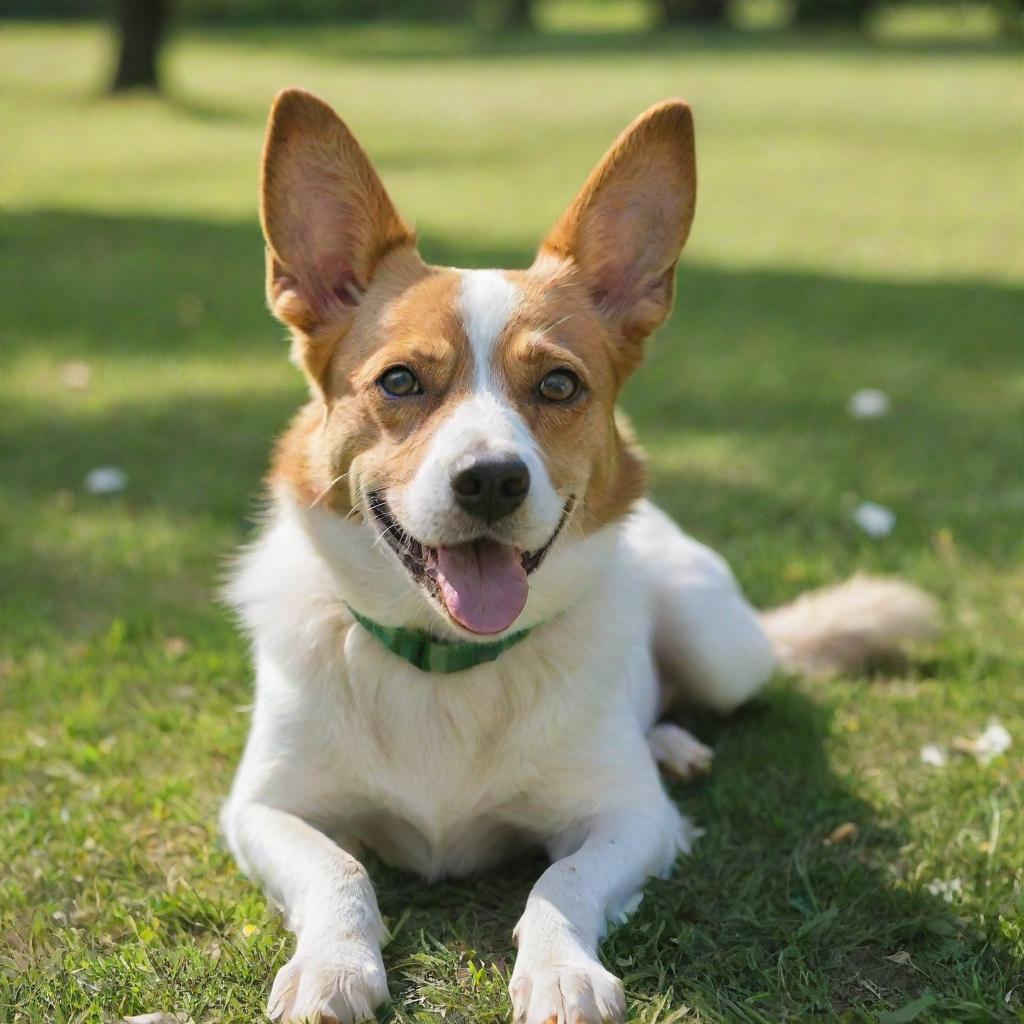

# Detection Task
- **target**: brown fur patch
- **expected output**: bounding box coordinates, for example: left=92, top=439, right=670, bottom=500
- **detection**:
left=270, top=401, right=326, bottom=508
left=270, top=255, right=474, bottom=515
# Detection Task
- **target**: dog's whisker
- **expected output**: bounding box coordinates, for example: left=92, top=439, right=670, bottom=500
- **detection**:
left=309, top=471, right=350, bottom=509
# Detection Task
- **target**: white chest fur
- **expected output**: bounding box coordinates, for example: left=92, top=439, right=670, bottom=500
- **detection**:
left=226, top=503, right=660, bottom=880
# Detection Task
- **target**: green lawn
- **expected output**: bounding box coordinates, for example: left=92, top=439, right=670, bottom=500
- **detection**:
left=2, top=14, right=1023, bottom=1024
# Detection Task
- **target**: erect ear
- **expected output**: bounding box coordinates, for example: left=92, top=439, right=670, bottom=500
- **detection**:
left=260, top=87, right=415, bottom=343
left=538, top=100, right=696, bottom=347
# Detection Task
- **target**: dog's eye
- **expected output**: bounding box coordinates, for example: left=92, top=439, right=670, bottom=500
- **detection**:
left=378, top=366, right=421, bottom=397
left=538, top=369, right=580, bottom=403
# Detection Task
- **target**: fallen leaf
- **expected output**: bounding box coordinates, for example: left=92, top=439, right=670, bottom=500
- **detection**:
left=886, top=950, right=913, bottom=966
left=824, top=822, right=858, bottom=845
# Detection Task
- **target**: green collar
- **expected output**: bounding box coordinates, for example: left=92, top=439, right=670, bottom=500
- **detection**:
left=347, top=605, right=532, bottom=674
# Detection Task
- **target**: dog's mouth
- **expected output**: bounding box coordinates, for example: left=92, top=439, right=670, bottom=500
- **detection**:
left=366, top=490, right=574, bottom=636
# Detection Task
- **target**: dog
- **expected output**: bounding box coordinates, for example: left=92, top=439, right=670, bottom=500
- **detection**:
left=222, top=89, right=937, bottom=1024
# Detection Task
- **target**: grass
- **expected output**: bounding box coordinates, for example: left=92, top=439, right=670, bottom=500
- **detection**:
left=1, top=10, right=1023, bottom=1023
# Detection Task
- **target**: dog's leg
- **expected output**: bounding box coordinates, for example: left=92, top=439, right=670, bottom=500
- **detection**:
left=224, top=801, right=388, bottom=1024
left=510, top=801, right=684, bottom=1024
left=647, top=721, right=714, bottom=780
left=626, top=499, right=777, bottom=714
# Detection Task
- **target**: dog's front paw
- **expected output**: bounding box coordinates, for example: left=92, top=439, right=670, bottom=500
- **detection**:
left=268, top=941, right=388, bottom=1024
left=510, top=956, right=625, bottom=1024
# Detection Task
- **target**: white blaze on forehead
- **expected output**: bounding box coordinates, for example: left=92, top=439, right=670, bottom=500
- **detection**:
left=399, top=268, right=563, bottom=550
left=459, top=269, right=520, bottom=390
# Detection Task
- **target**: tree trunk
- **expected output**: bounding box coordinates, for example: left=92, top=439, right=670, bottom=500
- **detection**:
left=495, top=0, right=533, bottom=28
left=660, top=0, right=728, bottom=25
left=111, top=0, right=166, bottom=92
left=791, top=0, right=873, bottom=24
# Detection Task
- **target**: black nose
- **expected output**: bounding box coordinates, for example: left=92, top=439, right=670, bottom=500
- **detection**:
left=451, top=456, right=531, bottom=524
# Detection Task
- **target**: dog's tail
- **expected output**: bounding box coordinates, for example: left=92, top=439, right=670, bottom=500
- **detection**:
left=759, top=573, right=939, bottom=679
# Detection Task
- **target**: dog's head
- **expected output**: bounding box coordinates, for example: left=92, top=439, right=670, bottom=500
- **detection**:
left=262, top=89, right=696, bottom=638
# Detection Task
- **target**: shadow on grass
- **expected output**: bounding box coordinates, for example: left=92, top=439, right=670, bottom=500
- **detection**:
left=367, top=690, right=1013, bottom=1021
left=2, top=209, right=1021, bottom=1019
left=3, top=208, right=1022, bottom=640
left=3, top=209, right=1022, bottom=581
left=4, top=209, right=1024, bottom=618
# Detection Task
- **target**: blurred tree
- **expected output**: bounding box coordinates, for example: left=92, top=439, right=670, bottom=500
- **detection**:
left=659, top=0, right=728, bottom=24
left=791, top=0, right=873, bottom=23
left=335, top=0, right=476, bottom=18
left=474, top=0, right=534, bottom=27
left=995, top=0, right=1024, bottom=35
left=111, top=0, right=167, bottom=91
left=497, top=0, right=533, bottom=27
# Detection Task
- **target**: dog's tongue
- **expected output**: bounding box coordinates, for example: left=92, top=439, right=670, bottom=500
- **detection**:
left=434, top=539, right=528, bottom=635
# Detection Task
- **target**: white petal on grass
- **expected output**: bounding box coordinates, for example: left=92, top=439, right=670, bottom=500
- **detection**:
left=84, top=466, right=128, bottom=495
left=920, top=744, right=947, bottom=768
left=926, top=877, right=963, bottom=902
left=848, top=387, right=891, bottom=419
left=953, top=719, right=1012, bottom=763
left=852, top=501, right=896, bottom=537
left=979, top=720, right=1013, bottom=759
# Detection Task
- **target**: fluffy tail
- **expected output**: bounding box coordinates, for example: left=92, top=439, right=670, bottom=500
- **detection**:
left=760, top=573, right=939, bottom=679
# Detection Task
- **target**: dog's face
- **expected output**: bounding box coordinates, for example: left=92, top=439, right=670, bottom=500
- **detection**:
left=262, top=90, right=696, bottom=637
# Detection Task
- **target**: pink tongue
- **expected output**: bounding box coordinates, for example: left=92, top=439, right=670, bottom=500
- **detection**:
left=433, top=539, right=528, bottom=635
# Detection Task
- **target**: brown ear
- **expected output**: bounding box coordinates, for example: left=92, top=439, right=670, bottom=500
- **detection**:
left=260, top=88, right=415, bottom=337
left=538, top=100, right=696, bottom=346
